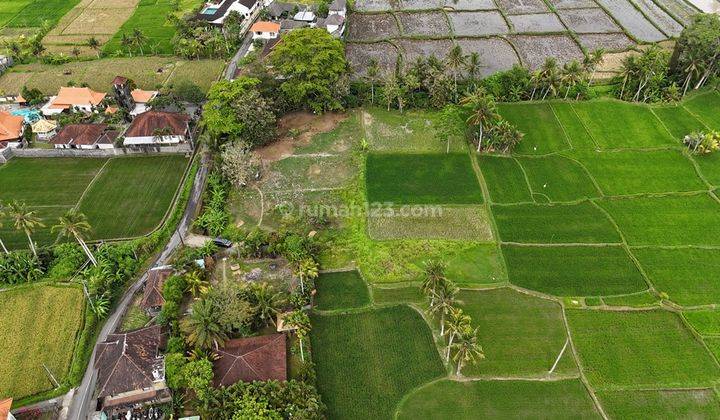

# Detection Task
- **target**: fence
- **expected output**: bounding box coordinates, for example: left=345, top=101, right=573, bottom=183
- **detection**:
left=0, top=144, right=193, bottom=163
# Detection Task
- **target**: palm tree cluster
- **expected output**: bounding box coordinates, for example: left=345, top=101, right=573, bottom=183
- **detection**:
left=119, top=29, right=149, bottom=57
left=671, top=14, right=720, bottom=95
left=528, top=54, right=602, bottom=101
left=460, top=89, right=523, bottom=153
left=421, top=260, right=484, bottom=376
left=615, top=45, right=678, bottom=102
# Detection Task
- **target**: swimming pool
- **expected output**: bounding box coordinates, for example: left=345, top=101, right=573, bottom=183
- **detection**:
left=202, top=6, right=219, bottom=14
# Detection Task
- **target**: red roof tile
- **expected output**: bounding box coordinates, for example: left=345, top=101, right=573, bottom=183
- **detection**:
left=212, top=334, right=287, bottom=387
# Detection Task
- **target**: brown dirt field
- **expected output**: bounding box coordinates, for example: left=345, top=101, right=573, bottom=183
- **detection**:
left=255, top=111, right=348, bottom=161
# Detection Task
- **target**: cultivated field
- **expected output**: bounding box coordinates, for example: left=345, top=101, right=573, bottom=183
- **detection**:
left=0, top=284, right=85, bottom=399
left=268, top=89, right=720, bottom=418
left=0, top=0, right=80, bottom=41
left=0, top=155, right=188, bottom=249
left=0, top=57, right=224, bottom=95
left=345, top=0, right=700, bottom=76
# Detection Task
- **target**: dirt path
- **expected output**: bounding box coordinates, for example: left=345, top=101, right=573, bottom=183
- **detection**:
left=254, top=111, right=347, bottom=161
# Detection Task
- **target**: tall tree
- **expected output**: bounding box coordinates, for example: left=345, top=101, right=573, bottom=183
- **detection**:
left=291, top=258, right=318, bottom=295
left=7, top=200, right=44, bottom=257
left=445, top=307, right=471, bottom=362
left=86, top=37, right=101, bottom=58
left=428, top=279, right=459, bottom=336
left=562, top=60, right=584, bottom=98
left=445, top=45, right=466, bottom=101
left=460, top=89, right=498, bottom=152
left=421, top=260, right=447, bottom=306
left=465, top=52, right=482, bottom=85
left=250, top=282, right=284, bottom=327
left=181, top=299, right=229, bottom=350
left=366, top=59, right=380, bottom=105
left=51, top=210, right=97, bottom=266
left=451, top=326, right=484, bottom=376
left=436, top=105, right=465, bottom=153
left=132, top=28, right=147, bottom=55
left=284, top=310, right=311, bottom=361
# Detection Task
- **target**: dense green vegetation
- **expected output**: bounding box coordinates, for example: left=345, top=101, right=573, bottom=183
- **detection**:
left=104, top=0, right=184, bottom=55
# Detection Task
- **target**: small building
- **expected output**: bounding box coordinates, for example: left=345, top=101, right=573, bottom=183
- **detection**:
left=280, top=18, right=307, bottom=31
left=94, top=325, right=170, bottom=413
left=31, top=118, right=58, bottom=141
left=266, top=1, right=294, bottom=20
left=131, top=89, right=159, bottom=116
left=197, top=0, right=259, bottom=24
left=293, top=9, right=316, bottom=22
left=0, top=111, right=25, bottom=149
left=212, top=334, right=287, bottom=387
left=317, top=13, right=345, bottom=37
left=123, top=111, right=191, bottom=147
left=328, top=0, right=346, bottom=17
left=140, top=266, right=174, bottom=316
left=50, top=124, right=118, bottom=149
left=0, top=398, right=16, bottom=420
left=41, top=86, right=106, bottom=116
left=251, top=21, right=281, bottom=40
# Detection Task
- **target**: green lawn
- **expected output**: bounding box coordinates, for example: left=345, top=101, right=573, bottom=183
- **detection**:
left=567, top=309, right=720, bottom=389
left=315, top=270, right=371, bottom=311
left=503, top=245, right=646, bottom=296
left=0, top=156, right=187, bottom=249
left=456, top=288, right=575, bottom=377
left=310, top=306, right=445, bottom=420
left=683, top=91, right=720, bottom=131
left=0, top=285, right=85, bottom=399
left=598, top=194, right=720, bottom=246
left=633, top=248, right=720, bottom=306
left=598, top=389, right=720, bottom=419
left=445, top=243, right=507, bottom=285
left=498, top=103, right=570, bottom=155
left=493, top=202, right=621, bottom=244
left=365, top=153, right=483, bottom=204
left=78, top=155, right=188, bottom=239
left=397, top=379, right=600, bottom=419
left=516, top=155, right=601, bottom=202
left=478, top=156, right=533, bottom=204
left=571, top=101, right=676, bottom=149
left=573, top=150, right=706, bottom=196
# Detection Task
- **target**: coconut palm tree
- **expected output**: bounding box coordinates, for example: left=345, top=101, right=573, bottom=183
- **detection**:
left=445, top=306, right=471, bottom=362
left=562, top=60, right=584, bottom=99
left=132, top=29, right=147, bottom=55
left=588, top=48, right=605, bottom=81
left=52, top=210, right=97, bottom=266
left=86, top=37, right=101, bottom=59
left=185, top=270, right=210, bottom=297
left=460, top=89, right=498, bottom=152
left=428, top=279, right=459, bottom=336
left=465, top=52, right=482, bottom=86
left=7, top=200, right=44, bottom=257
left=0, top=205, right=9, bottom=254
left=421, top=260, right=447, bottom=306
left=452, top=326, right=484, bottom=376
left=292, top=257, right=318, bottom=295
left=251, top=282, right=283, bottom=326
left=366, top=59, right=380, bottom=105
left=284, top=310, right=310, bottom=361
left=445, top=45, right=465, bottom=101
left=181, top=299, right=229, bottom=350
left=120, top=33, right=133, bottom=56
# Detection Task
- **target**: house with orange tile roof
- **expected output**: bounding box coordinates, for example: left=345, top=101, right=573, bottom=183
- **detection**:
left=0, top=111, right=25, bottom=149
left=41, top=86, right=106, bottom=116
left=251, top=21, right=281, bottom=40
left=0, top=398, right=15, bottom=420
left=130, top=88, right=159, bottom=116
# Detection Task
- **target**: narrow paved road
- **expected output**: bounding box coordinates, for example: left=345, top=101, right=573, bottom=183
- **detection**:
left=65, top=152, right=210, bottom=420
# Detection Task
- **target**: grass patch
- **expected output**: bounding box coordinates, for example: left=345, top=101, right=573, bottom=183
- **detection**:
left=633, top=248, right=720, bottom=306
left=362, top=107, right=465, bottom=153
left=574, top=150, right=706, bottom=196
left=367, top=206, right=493, bottom=241
left=371, top=286, right=425, bottom=305
left=683, top=91, right=720, bottom=131
left=550, top=102, right=597, bottom=149
left=567, top=309, right=720, bottom=388
left=0, top=285, right=84, bottom=399
left=310, top=306, right=445, bottom=420
left=120, top=304, right=151, bottom=332
left=262, top=154, right=355, bottom=192
left=493, top=202, right=621, bottom=244
left=598, top=194, right=720, bottom=246
left=571, top=101, right=676, bottom=149
left=652, top=105, right=709, bottom=139
left=78, top=155, right=188, bottom=240
left=503, top=245, right=646, bottom=296
left=103, top=0, right=180, bottom=55
left=517, top=155, right=601, bottom=202
left=683, top=310, right=720, bottom=335
left=315, top=270, right=371, bottom=311
left=445, top=243, right=507, bottom=285
left=456, top=288, right=575, bottom=377
left=397, top=379, right=600, bottom=419
left=598, top=389, right=720, bottom=419
left=601, top=291, right=659, bottom=308
left=498, top=103, right=570, bottom=155
left=365, top=153, right=483, bottom=205
left=692, top=153, right=720, bottom=187
left=478, top=155, right=532, bottom=204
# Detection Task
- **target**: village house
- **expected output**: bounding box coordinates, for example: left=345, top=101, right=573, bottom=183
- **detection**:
left=31, top=119, right=58, bottom=141
left=316, top=13, right=345, bottom=37
left=50, top=123, right=118, bottom=149
left=122, top=111, right=191, bottom=147
left=41, top=86, right=106, bottom=116
left=196, top=0, right=259, bottom=24
left=328, top=0, right=346, bottom=17
left=212, top=334, right=287, bottom=387
left=112, top=76, right=159, bottom=116
left=251, top=21, right=281, bottom=39
left=266, top=1, right=294, bottom=20
left=0, top=111, right=25, bottom=149
left=94, top=325, right=171, bottom=413
left=140, top=266, right=174, bottom=316
left=0, top=398, right=15, bottom=420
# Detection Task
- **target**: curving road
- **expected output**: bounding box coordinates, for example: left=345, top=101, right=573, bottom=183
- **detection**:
left=65, top=152, right=209, bottom=420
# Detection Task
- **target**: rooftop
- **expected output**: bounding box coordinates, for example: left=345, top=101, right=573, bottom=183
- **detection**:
left=212, top=334, right=287, bottom=387
left=140, top=266, right=173, bottom=310
left=125, top=111, right=189, bottom=138
left=50, top=123, right=110, bottom=146
left=251, top=21, right=281, bottom=32
left=0, top=111, right=24, bottom=142
left=48, top=86, right=106, bottom=110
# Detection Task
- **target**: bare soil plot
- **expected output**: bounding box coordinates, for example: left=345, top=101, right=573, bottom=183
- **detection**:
left=509, top=34, right=584, bottom=69
left=354, top=0, right=397, bottom=11
left=347, top=13, right=400, bottom=42
left=447, top=11, right=509, bottom=36
left=598, top=389, right=720, bottom=419
left=632, top=0, right=684, bottom=37
left=442, top=0, right=497, bottom=10
left=547, top=0, right=598, bottom=8
left=396, top=11, right=451, bottom=37
left=346, top=42, right=399, bottom=78
left=400, top=0, right=445, bottom=9
left=557, top=8, right=622, bottom=33
left=577, top=33, right=635, bottom=52
left=595, top=0, right=667, bottom=42
left=508, top=13, right=565, bottom=33
left=367, top=205, right=494, bottom=240
left=567, top=309, right=720, bottom=388
left=495, top=0, right=549, bottom=14
left=455, top=38, right=520, bottom=76
left=396, top=38, right=455, bottom=67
